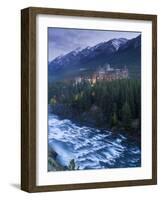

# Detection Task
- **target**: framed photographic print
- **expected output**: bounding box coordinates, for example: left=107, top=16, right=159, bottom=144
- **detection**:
left=21, top=7, right=157, bottom=192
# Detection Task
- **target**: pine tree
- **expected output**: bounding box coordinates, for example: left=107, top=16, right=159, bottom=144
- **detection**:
left=121, top=101, right=132, bottom=130
left=110, top=112, right=118, bottom=127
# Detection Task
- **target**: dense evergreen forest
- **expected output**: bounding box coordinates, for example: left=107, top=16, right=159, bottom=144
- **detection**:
left=49, top=79, right=141, bottom=134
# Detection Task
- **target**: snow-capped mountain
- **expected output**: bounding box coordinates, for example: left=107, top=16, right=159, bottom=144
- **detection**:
left=110, top=38, right=128, bottom=50
left=49, top=35, right=141, bottom=81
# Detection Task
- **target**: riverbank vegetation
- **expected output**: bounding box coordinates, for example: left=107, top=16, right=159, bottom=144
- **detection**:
left=48, top=146, right=78, bottom=171
left=48, top=79, right=141, bottom=134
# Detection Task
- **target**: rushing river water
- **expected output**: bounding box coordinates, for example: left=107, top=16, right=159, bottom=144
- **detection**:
left=48, top=113, right=141, bottom=170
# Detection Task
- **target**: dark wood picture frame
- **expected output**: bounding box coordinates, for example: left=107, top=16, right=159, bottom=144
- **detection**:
left=21, top=7, right=157, bottom=193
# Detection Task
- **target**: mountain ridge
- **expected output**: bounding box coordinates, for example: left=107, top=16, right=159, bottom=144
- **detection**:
left=49, top=35, right=141, bottom=81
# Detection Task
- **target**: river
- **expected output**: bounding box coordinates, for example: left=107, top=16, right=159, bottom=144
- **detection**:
left=48, top=113, right=141, bottom=170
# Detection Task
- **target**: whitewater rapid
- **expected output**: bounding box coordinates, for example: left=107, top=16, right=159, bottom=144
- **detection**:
left=48, top=114, right=141, bottom=170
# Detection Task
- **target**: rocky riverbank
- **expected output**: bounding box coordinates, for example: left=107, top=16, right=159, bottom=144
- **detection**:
left=49, top=103, right=108, bottom=127
left=49, top=104, right=140, bottom=138
left=48, top=144, right=78, bottom=171
left=48, top=146, right=64, bottom=171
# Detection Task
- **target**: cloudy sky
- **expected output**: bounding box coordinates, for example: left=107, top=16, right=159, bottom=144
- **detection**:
left=48, top=27, right=140, bottom=62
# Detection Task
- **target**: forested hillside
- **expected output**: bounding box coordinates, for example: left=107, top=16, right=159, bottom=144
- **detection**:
left=49, top=79, right=141, bottom=134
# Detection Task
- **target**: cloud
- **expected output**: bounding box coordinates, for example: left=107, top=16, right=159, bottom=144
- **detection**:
left=48, top=27, right=140, bottom=61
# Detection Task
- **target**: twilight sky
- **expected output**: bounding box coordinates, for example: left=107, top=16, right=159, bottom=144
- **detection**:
left=48, top=27, right=140, bottom=62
